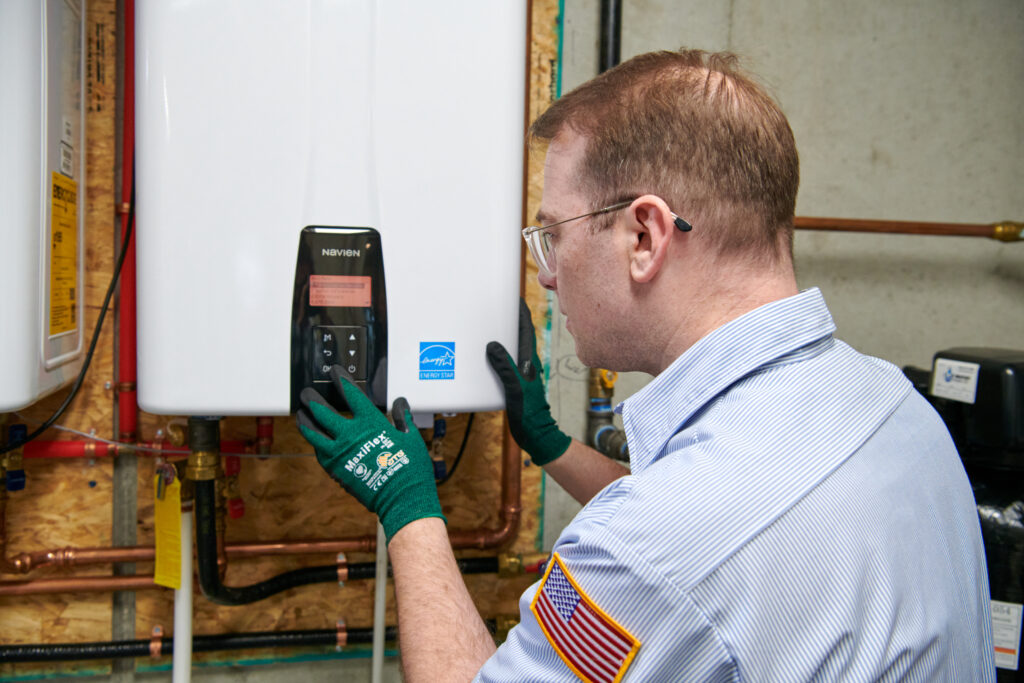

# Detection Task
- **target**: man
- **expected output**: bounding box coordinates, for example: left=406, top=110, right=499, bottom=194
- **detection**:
left=298, top=49, right=994, bottom=681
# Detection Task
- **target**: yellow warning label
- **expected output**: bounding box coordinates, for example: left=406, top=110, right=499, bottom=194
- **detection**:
left=154, top=475, right=182, bottom=590
left=49, top=172, right=78, bottom=337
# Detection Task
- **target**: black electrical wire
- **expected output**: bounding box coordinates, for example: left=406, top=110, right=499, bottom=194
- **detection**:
left=0, top=171, right=135, bottom=456
left=437, top=412, right=475, bottom=485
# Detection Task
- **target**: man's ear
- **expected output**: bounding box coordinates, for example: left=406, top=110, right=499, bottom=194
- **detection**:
left=626, top=195, right=678, bottom=283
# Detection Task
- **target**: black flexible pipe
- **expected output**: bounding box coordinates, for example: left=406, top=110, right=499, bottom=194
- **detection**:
left=0, top=627, right=398, bottom=663
left=1, top=620, right=503, bottom=663
left=599, top=0, right=622, bottom=73
left=194, top=478, right=339, bottom=605
left=345, top=556, right=500, bottom=581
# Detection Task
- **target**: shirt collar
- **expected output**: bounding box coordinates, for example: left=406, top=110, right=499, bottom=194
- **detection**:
left=619, top=288, right=836, bottom=473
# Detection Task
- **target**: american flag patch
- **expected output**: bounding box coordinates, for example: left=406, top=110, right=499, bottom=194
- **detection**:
left=531, top=552, right=640, bottom=683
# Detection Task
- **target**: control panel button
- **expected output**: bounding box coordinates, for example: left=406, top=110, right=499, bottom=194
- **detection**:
left=314, top=326, right=368, bottom=381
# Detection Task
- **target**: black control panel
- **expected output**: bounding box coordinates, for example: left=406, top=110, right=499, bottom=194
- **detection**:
left=290, top=227, right=387, bottom=411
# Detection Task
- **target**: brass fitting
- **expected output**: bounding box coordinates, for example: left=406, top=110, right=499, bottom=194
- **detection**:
left=3, top=450, right=23, bottom=473
left=165, top=422, right=186, bottom=447
left=185, top=450, right=219, bottom=481
left=498, top=553, right=523, bottom=578
left=498, top=552, right=549, bottom=577
left=993, top=221, right=1023, bottom=242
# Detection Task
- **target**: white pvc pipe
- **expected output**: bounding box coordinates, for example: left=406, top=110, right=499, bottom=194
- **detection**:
left=173, top=509, right=194, bottom=683
left=371, top=521, right=387, bottom=683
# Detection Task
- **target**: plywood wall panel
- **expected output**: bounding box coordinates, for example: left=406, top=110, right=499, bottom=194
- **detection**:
left=0, top=0, right=119, bottom=662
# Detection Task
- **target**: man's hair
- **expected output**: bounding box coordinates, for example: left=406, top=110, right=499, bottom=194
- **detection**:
left=530, top=49, right=799, bottom=262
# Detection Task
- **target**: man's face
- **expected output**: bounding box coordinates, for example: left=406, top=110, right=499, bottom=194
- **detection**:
left=536, top=132, right=631, bottom=369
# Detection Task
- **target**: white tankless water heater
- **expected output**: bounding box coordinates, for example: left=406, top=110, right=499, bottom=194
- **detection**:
left=0, top=0, right=87, bottom=412
left=136, top=1, right=524, bottom=416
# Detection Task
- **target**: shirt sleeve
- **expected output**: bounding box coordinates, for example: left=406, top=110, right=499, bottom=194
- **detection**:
left=475, top=504, right=739, bottom=682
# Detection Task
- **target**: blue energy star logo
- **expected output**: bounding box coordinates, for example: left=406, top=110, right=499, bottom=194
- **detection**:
left=419, top=342, right=455, bottom=380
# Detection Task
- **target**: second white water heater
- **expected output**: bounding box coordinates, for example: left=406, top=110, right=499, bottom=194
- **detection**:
left=0, top=0, right=87, bottom=412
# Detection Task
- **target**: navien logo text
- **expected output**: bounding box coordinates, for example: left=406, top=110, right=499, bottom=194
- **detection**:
left=322, top=248, right=361, bottom=258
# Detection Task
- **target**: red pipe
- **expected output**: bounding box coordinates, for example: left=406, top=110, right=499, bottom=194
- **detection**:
left=116, top=0, right=137, bottom=441
left=23, top=441, right=117, bottom=459
left=256, top=417, right=274, bottom=454
left=21, top=439, right=254, bottom=459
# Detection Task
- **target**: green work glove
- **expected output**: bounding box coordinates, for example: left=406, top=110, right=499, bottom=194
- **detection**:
left=296, top=366, right=444, bottom=542
left=486, top=298, right=572, bottom=466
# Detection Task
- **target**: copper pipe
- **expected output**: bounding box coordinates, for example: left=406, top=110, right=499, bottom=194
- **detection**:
left=5, top=545, right=154, bottom=573
left=6, top=539, right=374, bottom=573
left=0, top=575, right=157, bottom=596
left=449, top=421, right=521, bottom=549
left=794, top=216, right=1022, bottom=241
left=224, top=537, right=376, bottom=558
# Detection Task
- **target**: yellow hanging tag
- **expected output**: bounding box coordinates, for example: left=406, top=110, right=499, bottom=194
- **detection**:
left=153, top=473, right=182, bottom=590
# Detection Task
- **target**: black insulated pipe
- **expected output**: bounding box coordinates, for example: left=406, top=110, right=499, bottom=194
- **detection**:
left=0, top=627, right=399, bottom=663
left=599, top=0, right=622, bottom=73
left=186, top=416, right=220, bottom=452
left=194, top=479, right=340, bottom=605
left=345, top=556, right=500, bottom=581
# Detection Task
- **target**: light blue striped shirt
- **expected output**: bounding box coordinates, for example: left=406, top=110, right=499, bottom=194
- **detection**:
left=478, top=288, right=994, bottom=682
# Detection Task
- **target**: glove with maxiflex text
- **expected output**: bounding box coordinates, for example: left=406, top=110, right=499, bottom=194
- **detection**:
left=486, top=299, right=572, bottom=466
left=296, top=366, right=445, bottom=542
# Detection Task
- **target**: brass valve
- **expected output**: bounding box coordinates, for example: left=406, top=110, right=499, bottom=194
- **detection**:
left=588, top=368, right=618, bottom=400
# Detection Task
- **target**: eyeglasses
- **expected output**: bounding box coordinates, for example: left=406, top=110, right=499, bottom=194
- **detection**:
left=522, top=198, right=692, bottom=278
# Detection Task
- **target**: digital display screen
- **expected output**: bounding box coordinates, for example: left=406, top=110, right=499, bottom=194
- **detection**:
left=309, top=275, right=372, bottom=308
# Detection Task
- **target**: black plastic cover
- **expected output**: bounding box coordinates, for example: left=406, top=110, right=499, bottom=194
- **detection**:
left=930, top=348, right=1024, bottom=469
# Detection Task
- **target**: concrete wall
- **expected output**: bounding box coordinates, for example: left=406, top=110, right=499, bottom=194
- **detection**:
left=543, top=0, right=1024, bottom=547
